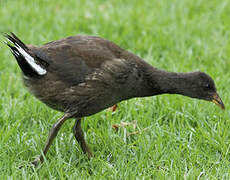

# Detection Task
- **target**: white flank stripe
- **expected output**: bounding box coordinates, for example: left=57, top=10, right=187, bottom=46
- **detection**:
left=7, top=38, right=47, bottom=75
left=15, top=43, right=47, bottom=75
left=13, top=50, right=20, bottom=56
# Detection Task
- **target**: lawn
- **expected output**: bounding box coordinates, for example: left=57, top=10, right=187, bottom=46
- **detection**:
left=0, top=0, right=229, bottom=179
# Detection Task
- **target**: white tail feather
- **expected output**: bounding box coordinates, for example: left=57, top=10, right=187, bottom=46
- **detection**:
left=7, top=39, right=47, bottom=75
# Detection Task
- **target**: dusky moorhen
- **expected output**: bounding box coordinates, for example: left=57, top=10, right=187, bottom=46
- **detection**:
left=5, top=33, right=224, bottom=167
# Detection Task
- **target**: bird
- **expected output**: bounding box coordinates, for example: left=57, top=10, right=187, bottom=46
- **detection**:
left=5, top=32, right=224, bottom=167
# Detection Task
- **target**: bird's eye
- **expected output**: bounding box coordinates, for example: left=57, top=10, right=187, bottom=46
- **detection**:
left=205, top=83, right=211, bottom=89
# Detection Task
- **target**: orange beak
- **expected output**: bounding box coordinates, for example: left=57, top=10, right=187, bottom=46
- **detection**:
left=212, top=93, right=225, bottom=109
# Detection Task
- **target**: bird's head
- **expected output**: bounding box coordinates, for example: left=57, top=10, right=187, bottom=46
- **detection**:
left=182, top=72, right=225, bottom=109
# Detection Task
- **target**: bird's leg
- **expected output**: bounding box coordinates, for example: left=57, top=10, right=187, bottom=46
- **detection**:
left=73, top=118, right=92, bottom=158
left=32, top=113, right=71, bottom=167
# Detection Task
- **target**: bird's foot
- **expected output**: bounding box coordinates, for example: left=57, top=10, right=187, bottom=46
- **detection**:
left=31, top=156, right=42, bottom=168
left=87, top=151, right=93, bottom=159
left=18, top=156, right=41, bottom=169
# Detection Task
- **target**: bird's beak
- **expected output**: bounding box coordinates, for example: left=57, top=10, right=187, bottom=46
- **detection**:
left=212, top=93, right=225, bottom=109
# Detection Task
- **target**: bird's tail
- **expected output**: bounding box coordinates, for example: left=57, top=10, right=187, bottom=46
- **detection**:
left=5, top=32, right=47, bottom=76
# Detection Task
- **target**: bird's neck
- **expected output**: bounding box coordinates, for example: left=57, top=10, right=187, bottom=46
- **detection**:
left=136, top=62, right=194, bottom=97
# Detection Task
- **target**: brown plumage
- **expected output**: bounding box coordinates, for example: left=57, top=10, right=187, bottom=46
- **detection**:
left=5, top=33, right=224, bottom=167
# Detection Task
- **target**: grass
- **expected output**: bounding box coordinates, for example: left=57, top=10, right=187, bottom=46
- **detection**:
left=0, top=0, right=229, bottom=179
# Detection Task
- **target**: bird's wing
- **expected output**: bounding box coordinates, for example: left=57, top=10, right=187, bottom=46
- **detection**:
left=29, top=35, right=134, bottom=87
